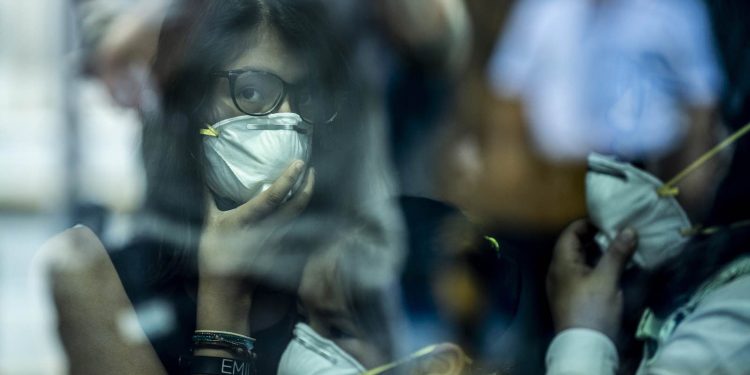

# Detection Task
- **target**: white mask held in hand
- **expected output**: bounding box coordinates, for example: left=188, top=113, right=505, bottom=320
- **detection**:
left=586, top=122, right=750, bottom=269
left=278, top=323, right=472, bottom=375
left=278, top=322, right=366, bottom=375
left=201, top=113, right=311, bottom=206
left=586, top=153, right=692, bottom=269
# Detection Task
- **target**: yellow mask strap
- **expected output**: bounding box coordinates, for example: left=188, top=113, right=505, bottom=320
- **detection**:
left=200, top=125, right=220, bottom=137
left=682, top=219, right=750, bottom=237
left=658, top=122, right=750, bottom=197
left=362, top=344, right=472, bottom=375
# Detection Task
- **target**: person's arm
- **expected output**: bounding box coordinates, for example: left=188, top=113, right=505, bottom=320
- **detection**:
left=76, top=0, right=172, bottom=107
left=41, top=225, right=167, bottom=375
left=640, top=275, right=750, bottom=375
left=42, top=162, right=313, bottom=375
left=192, top=161, right=314, bottom=370
left=546, top=328, right=619, bottom=375
left=545, top=220, right=638, bottom=375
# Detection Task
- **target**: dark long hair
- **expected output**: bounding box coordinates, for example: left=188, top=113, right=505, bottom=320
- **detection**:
left=647, top=0, right=750, bottom=317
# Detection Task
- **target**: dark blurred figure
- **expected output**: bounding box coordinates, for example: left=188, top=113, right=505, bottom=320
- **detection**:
left=435, top=1, right=584, bottom=373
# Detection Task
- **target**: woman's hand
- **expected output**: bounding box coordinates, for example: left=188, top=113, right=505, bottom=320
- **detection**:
left=197, top=160, right=314, bottom=333
left=546, top=220, right=637, bottom=340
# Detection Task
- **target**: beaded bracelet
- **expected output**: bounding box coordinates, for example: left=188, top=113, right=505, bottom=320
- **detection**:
left=192, top=330, right=256, bottom=359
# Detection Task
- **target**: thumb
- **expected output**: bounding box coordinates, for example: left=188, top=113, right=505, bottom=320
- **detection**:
left=593, top=228, right=637, bottom=285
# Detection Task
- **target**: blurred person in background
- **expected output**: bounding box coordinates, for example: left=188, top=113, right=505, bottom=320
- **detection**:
left=488, top=0, right=722, bottom=215
left=546, top=0, right=750, bottom=373
left=75, top=0, right=171, bottom=108
left=374, top=0, right=528, bottom=367
left=376, top=0, right=471, bottom=198
left=434, top=0, right=724, bottom=372
left=434, top=0, right=586, bottom=373
left=42, top=0, right=404, bottom=374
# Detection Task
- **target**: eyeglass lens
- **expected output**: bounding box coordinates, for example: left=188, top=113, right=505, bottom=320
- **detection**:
left=232, top=71, right=337, bottom=123
left=233, top=72, right=285, bottom=114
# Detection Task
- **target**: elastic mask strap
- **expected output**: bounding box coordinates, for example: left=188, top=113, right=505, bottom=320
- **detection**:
left=200, top=125, right=219, bottom=137
left=361, top=344, right=472, bottom=375
left=245, top=124, right=310, bottom=134
left=199, top=124, right=309, bottom=136
left=657, top=122, right=750, bottom=197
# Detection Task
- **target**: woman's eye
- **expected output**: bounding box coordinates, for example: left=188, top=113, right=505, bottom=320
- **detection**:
left=294, top=87, right=315, bottom=106
left=298, top=92, right=313, bottom=106
left=238, top=87, right=263, bottom=102
left=328, top=325, right=354, bottom=340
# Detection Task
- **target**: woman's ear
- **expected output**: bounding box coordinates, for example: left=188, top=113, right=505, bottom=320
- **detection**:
left=411, top=343, right=471, bottom=375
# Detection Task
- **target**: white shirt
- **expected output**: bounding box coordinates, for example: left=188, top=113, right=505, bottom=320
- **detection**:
left=546, top=274, right=750, bottom=375
left=489, top=0, right=722, bottom=161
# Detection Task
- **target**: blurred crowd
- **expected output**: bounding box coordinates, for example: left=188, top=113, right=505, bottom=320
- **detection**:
left=2, top=0, right=750, bottom=374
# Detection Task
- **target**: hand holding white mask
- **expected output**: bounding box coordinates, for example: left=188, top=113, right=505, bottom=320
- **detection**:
left=278, top=322, right=472, bottom=375
left=586, top=153, right=691, bottom=269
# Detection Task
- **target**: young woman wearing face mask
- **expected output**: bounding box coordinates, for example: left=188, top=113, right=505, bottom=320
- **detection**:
left=43, top=1, right=407, bottom=374
left=544, top=1, right=750, bottom=373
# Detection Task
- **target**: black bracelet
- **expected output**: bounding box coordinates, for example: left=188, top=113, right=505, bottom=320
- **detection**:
left=192, top=330, right=255, bottom=359
left=189, top=355, right=255, bottom=375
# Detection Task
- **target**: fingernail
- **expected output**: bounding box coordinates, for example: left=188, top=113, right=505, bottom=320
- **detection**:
left=294, top=160, right=305, bottom=172
left=619, top=228, right=636, bottom=243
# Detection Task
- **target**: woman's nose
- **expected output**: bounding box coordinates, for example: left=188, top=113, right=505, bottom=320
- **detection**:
left=276, top=94, right=293, bottom=113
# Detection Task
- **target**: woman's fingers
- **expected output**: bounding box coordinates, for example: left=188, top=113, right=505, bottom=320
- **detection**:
left=200, top=161, right=311, bottom=274
left=273, top=167, right=315, bottom=222
left=551, top=219, right=593, bottom=266
left=232, top=160, right=306, bottom=224
left=263, top=161, right=306, bottom=206
left=593, top=228, right=637, bottom=286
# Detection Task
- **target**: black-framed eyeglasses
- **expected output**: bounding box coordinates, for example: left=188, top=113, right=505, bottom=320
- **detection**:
left=212, top=69, right=338, bottom=124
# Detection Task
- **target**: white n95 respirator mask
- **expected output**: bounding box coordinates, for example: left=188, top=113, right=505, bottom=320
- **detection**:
left=586, top=153, right=692, bottom=270
left=278, top=322, right=472, bottom=375
left=201, top=113, right=311, bottom=206
left=586, top=122, right=750, bottom=269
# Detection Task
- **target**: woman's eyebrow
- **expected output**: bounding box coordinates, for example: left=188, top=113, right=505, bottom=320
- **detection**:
left=230, top=65, right=303, bottom=84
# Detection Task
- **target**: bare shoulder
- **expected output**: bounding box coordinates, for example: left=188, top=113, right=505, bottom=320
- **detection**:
left=40, top=224, right=106, bottom=254
left=37, top=225, right=109, bottom=272
left=36, top=225, right=122, bottom=299
left=40, top=227, right=167, bottom=375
